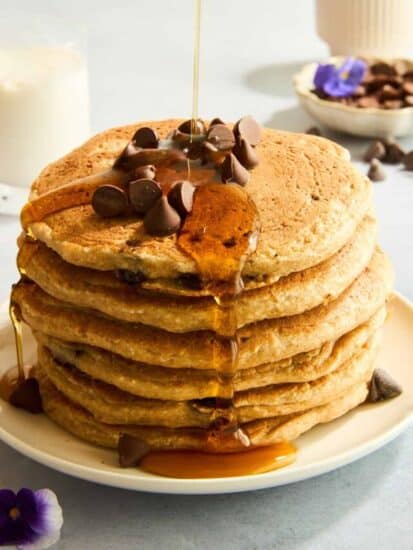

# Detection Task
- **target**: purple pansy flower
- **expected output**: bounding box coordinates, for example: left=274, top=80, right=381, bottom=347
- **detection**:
left=0, top=488, right=63, bottom=549
left=314, top=57, right=367, bottom=98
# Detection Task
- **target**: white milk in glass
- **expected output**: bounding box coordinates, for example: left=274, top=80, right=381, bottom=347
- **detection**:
left=0, top=47, right=90, bottom=187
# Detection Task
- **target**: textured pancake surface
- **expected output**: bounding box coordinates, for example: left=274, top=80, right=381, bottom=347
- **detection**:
left=19, top=213, right=377, bottom=331
left=13, top=249, right=393, bottom=370
left=28, top=120, right=372, bottom=279
left=37, top=368, right=369, bottom=450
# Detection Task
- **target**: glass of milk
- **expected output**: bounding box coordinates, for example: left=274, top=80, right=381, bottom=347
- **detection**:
left=0, top=12, right=90, bottom=196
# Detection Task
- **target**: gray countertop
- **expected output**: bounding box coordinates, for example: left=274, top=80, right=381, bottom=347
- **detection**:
left=0, top=1, right=412, bottom=548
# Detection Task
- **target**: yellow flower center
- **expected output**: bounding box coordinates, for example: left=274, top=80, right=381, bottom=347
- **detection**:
left=9, top=507, right=21, bottom=520
left=341, top=70, right=350, bottom=79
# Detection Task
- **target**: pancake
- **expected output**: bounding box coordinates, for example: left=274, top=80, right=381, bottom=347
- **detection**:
left=18, top=213, right=377, bottom=332
left=13, top=249, right=393, bottom=370
left=33, top=306, right=386, bottom=400
left=37, top=368, right=369, bottom=450
left=27, top=120, right=372, bottom=280
left=36, top=334, right=378, bottom=427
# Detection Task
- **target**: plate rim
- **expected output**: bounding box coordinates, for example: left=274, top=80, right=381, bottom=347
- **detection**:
left=0, top=291, right=412, bottom=495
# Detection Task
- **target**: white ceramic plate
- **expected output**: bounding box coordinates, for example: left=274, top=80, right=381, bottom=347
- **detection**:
left=0, top=294, right=412, bottom=495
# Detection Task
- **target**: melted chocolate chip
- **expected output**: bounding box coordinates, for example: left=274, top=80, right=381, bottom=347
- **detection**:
left=10, top=378, right=43, bottom=414
left=129, top=178, right=162, bottom=215
left=116, top=269, right=146, bottom=285
left=206, top=124, right=236, bottom=151
left=132, top=165, right=156, bottom=180
left=132, top=127, right=159, bottom=149
left=233, top=138, right=259, bottom=169
left=364, top=140, right=386, bottom=162
left=168, top=181, right=195, bottom=218
left=92, top=185, right=128, bottom=218
left=144, top=196, right=181, bottom=236
left=118, top=434, right=150, bottom=467
left=368, top=368, right=402, bottom=402
left=221, top=153, right=250, bottom=186
left=233, top=116, right=261, bottom=147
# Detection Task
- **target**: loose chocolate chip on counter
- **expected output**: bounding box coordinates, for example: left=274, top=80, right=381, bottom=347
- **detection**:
left=118, top=434, right=150, bottom=467
left=206, top=124, right=236, bottom=151
left=178, top=118, right=206, bottom=136
left=383, top=141, right=405, bottom=164
left=129, top=178, right=162, bottom=215
left=132, top=127, right=159, bottom=149
left=116, top=269, right=146, bottom=285
left=233, top=116, right=261, bottom=147
left=368, top=368, right=402, bottom=403
left=209, top=117, right=225, bottom=127
left=367, top=159, right=386, bottom=182
left=402, top=150, right=413, bottom=170
left=92, top=185, right=128, bottom=217
left=167, top=180, right=195, bottom=217
left=144, top=196, right=181, bottom=236
left=363, top=140, right=386, bottom=162
left=306, top=126, right=322, bottom=136
left=233, top=138, right=259, bottom=169
left=10, top=378, right=43, bottom=414
left=132, top=164, right=156, bottom=180
left=221, top=153, right=250, bottom=186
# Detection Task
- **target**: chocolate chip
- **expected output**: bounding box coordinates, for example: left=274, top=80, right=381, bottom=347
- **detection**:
left=394, top=59, right=408, bottom=76
left=404, top=95, right=413, bottom=106
left=368, top=368, right=402, bottom=402
left=221, top=153, right=250, bottom=186
left=144, top=196, right=181, bottom=236
left=10, top=378, right=43, bottom=414
left=306, top=126, right=322, bottom=136
left=367, top=159, right=386, bottom=182
left=356, top=96, right=380, bottom=108
left=370, top=62, right=397, bottom=77
left=177, top=119, right=206, bottom=136
left=383, top=141, right=405, bottom=164
left=92, top=185, right=128, bottom=218
left=402, top=150, right=413, bottom=170
left=380, top=84, right=402, bottom=101
left=132, top=165, right=156, bottom=180
left=116, top=269, right=146, bottom=285
left=233, top=116, right=261, bottom=147
left=129, top=178, right=162, bottom=215
left=118, top=434, right=150, bottom=467
left=167, top=181, right=195, bottom=217
left=132, top=127, right=159, bottom=149
left=402, top=81, right=413, bottom=95
left=233, top=138, right=259, bottom=169
left=206, top=124, right=236, bottom=151
left=364, top=140, right=386, bottom=162
left=353, top=85, right=366, bottom=97
left=383, top=99, right=403, bottom=109
left=209, top=117, right=225, bottom=127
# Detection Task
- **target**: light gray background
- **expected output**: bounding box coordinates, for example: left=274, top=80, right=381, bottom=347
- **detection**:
left=0, top=1, right=412, bottom=548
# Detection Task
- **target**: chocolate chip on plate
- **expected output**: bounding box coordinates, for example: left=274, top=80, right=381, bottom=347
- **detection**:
left=221, top=153, right=250, bottom=186
left=132, top=127, right=159, bottom=149
left=118, top=434, right=150, bottom=467
left=92, top=185, right=128, bottom=217
left=144, top=196, right=181, bottom=236
left=367, top=368, right=402, bottom=403
left=9, top=378, right=43, bottom=414
left=367, top=159, right=386, bottom=182
left=206, top=124, right=236, bottom=151
left=370, top=62, right=397, bottom=77
left=233, top=116, right=261, bottom=147
left=364, top=140, right=386, bottom=162
left=167, top=181, right=195, bottom=218
left=132, top=164, right=156, bottom=180
left=233, top=138, right=259, bottom=169
left=129, top=178, right=162, bottom=215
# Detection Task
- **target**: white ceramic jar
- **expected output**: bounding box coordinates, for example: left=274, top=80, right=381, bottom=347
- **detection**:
left=316, top=0, right=413, bottom=57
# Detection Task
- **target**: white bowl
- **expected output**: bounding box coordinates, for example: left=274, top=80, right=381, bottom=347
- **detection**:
left=294, top=58, right=413, bottom=138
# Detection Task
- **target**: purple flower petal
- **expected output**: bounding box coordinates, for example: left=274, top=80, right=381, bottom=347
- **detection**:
left=17, top=489, right=38, bottom=529
left=31, top=489, right=63, bottom=535
left=314, top=63, right=337, bottom=90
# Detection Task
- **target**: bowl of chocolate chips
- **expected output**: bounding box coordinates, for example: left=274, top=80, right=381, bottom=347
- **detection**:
left=294, top=57, right=413, bottom=137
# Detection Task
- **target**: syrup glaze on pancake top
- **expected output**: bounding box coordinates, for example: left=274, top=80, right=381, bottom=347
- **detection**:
left=7, top=116, right=396, bottom=478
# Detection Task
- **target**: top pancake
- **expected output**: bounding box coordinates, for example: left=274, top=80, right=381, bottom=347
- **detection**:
left=27, top=120, right=372, bottom=279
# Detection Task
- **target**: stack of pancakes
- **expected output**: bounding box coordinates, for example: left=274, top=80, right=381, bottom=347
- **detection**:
left=13, top=120, right=393, bottom=453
